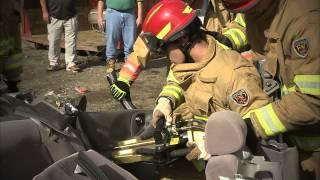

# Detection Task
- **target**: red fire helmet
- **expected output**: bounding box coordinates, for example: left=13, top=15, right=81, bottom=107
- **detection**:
left=142, top=0, right=197, bottom=43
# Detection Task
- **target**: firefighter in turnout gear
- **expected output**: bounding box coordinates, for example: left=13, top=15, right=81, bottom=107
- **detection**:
left=189, top=0, right=248, bottom=51
left=221, top=0, right=320, bottom=178
left=123, top=0, right=269, bottom=160
left=110, top=0, right=249, bottom=101
left=0, top=0, right=23, bottom=93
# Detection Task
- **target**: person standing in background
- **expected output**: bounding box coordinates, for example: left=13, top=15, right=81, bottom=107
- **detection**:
left=40, top=0, right=81, bottom=73
left=0, top=0, right=23, bottom=93
left=97, top=0, right=143, bottom=74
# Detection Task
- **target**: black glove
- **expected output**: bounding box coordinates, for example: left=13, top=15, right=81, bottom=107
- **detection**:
left=205, top=31, right=233, bottom=49
left=110, top=80, right=130, bottom=101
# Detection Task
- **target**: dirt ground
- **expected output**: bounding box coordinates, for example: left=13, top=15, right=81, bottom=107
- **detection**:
left=20, top=42, right=205, bottom=180
left=20, top=42, right=167, bottom=112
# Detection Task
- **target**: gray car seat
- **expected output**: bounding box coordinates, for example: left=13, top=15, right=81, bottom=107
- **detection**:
left=0, top=119, right=82, bottom=180
left=204, top=111, right=247, bottom=180
left=33, top=150, right=138, bottom=180
left=204, top=111, right=297, bottom=180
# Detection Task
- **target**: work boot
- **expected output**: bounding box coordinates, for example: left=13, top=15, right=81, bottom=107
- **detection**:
left=106, top=59, right=116, bottom=74
left=66, top=63, right=81, bottom=73
left=47, top=64, right=64, bottom=72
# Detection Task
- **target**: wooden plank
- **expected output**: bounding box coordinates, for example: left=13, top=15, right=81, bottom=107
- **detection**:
left=24, top=30, right=106, bottom=53
left=77, top=30, right=105, bottom=52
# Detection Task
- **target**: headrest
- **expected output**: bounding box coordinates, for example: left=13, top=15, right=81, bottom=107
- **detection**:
left=205, top=154, right=239, bottom=180
left=205, top=111, right=247, bottom=155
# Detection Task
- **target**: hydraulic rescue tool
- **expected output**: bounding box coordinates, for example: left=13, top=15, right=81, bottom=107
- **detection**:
left=106, top=71, right=205, bottom=165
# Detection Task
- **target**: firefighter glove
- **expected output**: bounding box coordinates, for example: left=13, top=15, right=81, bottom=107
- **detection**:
left=111, top=80, right=130, bottom=101
left=152, top=97, right=173, bottom=128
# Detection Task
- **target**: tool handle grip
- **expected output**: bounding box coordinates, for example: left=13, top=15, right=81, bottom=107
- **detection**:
left=154, top=118, right=165, bottom=145
left=169, top=148, right=191, bottom=157
left=106, top=72, right=136, bottom=110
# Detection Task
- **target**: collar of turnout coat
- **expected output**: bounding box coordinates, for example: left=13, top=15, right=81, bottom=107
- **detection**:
left=170, top=35, right=217, bottom=82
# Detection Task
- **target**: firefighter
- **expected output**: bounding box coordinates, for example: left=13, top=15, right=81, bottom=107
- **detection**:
left=0, top=0, right=23, bottom=93
left=220, top=0, right=320, bottom=178
left=189, top=0, right=248, bottom=51
left=113, top=0, right=269, bottom=160
left=110, top=0, right=248, bottom=101
left=206, top=0, right=248, bottom=51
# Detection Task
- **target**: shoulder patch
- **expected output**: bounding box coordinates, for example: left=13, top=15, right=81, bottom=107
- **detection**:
left=231, top=89, right=250, bottom=106
left=292, top=38, right=309, bottom=58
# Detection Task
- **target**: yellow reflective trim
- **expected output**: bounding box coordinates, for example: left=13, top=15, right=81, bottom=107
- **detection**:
left=166, top=70, right=179, bottom=83
left=163, top=86, right=183, bottom=95
left=233, top=28, right=248, bottom=46
left=299, top=88, right=320, bottom=95
left=182, top=5, right=192, bottom=14
left=255, top=108, right=274, bottom=136
left=242, top=109, right=254, bottom=119
left=294, top=75, right=320, bottom=95
left=282, top=75, right=320, bottom=96
left=161, top=85, right=184, bottom=99
left=266, top=104, right=286, bottom=133
left=223, top=29, right=241, bottom=49
left=146, top=5, right=163, bottom=24
left=255, top=104, right=287, bottom=136
left=242, top=113, right=250, bottom=119
left=117, top=76, right=130, bottom=86
left=166, top=85, right=183, bottom=92
left=194, top=115, right=208, bottom=121
left=234, top=14, right=246, bottom=27
left=223, top=28, right=247, bottom=50
left=160, top=89, right=180, bottom=100
left=281, top=85, right=296, bottom=97
left=288, top=86, right=296, bottom=92
left=294, top=75, right=320, bottom=82
left=156, top=22, right=171, bottom=40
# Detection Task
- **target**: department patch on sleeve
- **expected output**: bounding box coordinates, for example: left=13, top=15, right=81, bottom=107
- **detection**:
left=231, top=89, right=250, bottom=106
left=292, top=38, right=309, bottom=58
